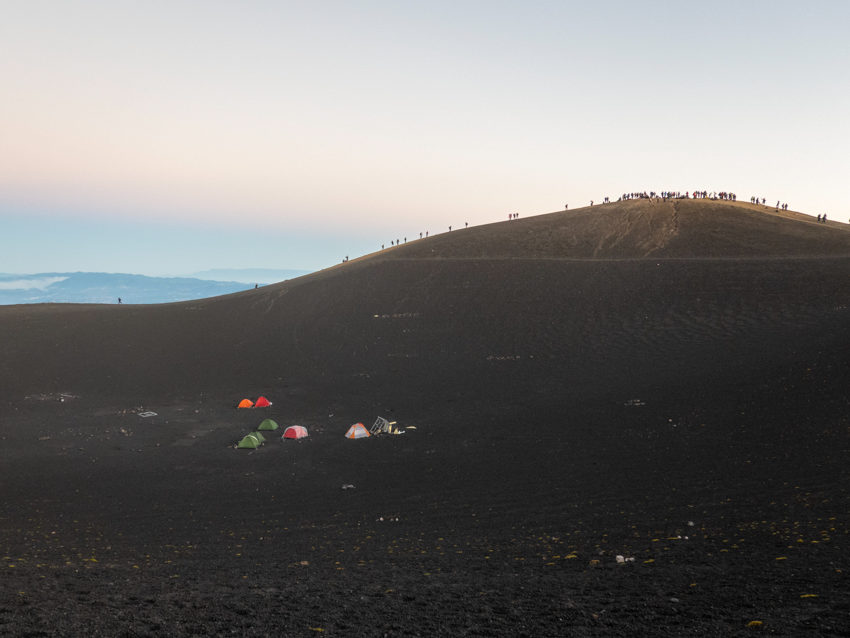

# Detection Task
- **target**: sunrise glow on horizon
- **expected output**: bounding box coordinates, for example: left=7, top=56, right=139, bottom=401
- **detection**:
left=2, top=1, right=848, bottom=275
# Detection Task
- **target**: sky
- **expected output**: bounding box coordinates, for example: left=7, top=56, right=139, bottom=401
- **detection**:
left=2, top=0, right=848, bottom=276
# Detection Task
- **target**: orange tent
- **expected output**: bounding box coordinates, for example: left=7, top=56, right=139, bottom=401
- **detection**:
left=344, top=423, right=370, bottom=439
left=254, top=396, right=271, bottom=408
left=237, top=398, right=253, bottom=408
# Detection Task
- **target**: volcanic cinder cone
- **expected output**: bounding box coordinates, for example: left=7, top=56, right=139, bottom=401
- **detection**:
left=1, top=198, right=848, bottom=635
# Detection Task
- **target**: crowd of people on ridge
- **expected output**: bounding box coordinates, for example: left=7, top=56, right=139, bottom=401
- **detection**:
left=340, top=189, right=836, bottom=264
left=618, top=191, right=737, bottom=201
left=589, top=191, right=838, bottom=225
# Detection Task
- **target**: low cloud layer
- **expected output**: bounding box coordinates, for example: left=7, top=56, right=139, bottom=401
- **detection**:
left=0, top=277, right=67, bottom=290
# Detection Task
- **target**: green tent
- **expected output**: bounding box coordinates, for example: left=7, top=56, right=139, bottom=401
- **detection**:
left=237, top=433, right=261, bottom=449
left=253, top=431, right=266, bottom=443
left=257, top=419, right=279, bottom=431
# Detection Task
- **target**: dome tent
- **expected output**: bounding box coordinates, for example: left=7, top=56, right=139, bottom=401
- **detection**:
left=283, top=425, right=308, bottom=439
left=257, top=419, right=279, bottom=431
left=344, top=423, right=370, bottom=439
left=237, top=433, right=262, bottom=449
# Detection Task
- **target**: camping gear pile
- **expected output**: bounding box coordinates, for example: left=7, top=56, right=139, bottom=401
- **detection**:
left=369, top=416, right=403, bottom=435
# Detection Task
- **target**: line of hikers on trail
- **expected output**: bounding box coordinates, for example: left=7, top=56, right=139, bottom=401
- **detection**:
left=355, top=188, right=831, bottom=264
left=749, top=196, right=793, bottom=212
left=378, top=221, right=476, bottom=252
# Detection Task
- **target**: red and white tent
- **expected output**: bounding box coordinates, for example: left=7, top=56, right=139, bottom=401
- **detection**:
left=282, top=425, right=308, bottom=440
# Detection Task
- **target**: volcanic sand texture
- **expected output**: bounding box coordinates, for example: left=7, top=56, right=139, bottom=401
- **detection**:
left=1, top=199, right=849, bottom=635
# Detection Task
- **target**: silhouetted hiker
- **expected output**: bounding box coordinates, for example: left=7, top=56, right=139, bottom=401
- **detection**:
left=590, top=200, right=593, bottom=206
left=565, top=204, right=568, bottom=209
left=426, top=231, right=429, bottom=237
left=823, top=214, right=827, bottom=223
left=465, top=222, right=468, bottom=228
left=382, top=244, right=385, bottom=249
left=419, top=232, right=422, bottom=239
left=254, top=284, right=258, bottom=289
left=118, top=297, right=122, bottom=304
left=404, top=237, right=407, bottom=243
left=448, top=226, right=451, bottom=232
left=817, top=214, right=822, bottom=222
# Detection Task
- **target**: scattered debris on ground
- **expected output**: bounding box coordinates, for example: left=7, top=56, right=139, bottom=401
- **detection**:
left=24, top=392, right=79, bottom=402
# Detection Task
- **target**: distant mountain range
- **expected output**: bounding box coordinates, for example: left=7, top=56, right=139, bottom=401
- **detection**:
left=190, top=268, right=310, bottom=284
left=0, top=269, right=310, bottom=305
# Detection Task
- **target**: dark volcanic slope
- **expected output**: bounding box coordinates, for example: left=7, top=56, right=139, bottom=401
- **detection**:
left=1, top=199, right=849, bottom=636
left=391, top=198, right=850, bottom=259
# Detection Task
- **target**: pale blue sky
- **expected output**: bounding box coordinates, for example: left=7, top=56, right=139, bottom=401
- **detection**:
left=2, top=1, right=848, bottom=275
